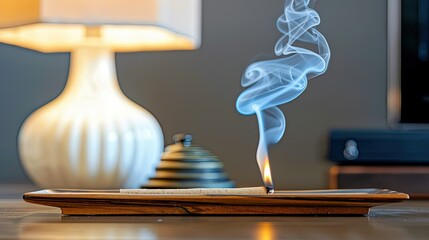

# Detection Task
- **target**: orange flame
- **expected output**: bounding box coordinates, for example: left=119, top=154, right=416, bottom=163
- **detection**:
left=262, top=157, right=274, bottom=189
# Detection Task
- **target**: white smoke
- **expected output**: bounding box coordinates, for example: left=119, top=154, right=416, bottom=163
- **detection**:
left=236, top=0, right=331, bottom=187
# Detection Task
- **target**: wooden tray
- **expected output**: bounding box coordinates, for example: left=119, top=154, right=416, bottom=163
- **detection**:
left=23, top=188, right=409, bottom=215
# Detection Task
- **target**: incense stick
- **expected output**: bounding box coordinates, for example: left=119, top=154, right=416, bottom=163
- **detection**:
left=120, top=186, right=268, bottom=195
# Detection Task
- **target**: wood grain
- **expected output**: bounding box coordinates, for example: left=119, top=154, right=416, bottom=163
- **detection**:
left=23, top=189, right=409, bottom=215
left=2, top=184, right=428, bottom=240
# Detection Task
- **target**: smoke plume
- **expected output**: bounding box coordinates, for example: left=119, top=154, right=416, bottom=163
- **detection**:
left=236, top=0, right=330, bottom=188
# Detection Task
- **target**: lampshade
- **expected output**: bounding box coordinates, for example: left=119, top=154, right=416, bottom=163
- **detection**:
left=0, top=0, right=201, bottom=52
left=0, top=0, right=201, bottom=189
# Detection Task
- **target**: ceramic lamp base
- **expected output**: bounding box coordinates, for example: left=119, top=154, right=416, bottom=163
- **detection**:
left=18, top=47, right=163, bottom=189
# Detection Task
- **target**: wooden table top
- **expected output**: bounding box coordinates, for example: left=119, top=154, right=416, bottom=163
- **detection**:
left=1, top=184, right=428, bottom=240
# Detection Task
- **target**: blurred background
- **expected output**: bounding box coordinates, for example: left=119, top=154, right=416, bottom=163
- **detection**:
left=0, top=0, right=388, bottom=189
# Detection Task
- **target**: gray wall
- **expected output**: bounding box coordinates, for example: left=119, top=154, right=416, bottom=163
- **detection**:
left=0, top=0, right=388, bottom=189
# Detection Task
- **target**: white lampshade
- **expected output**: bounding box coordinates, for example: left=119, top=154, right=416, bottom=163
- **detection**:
left=0, top=0, right=201, bottom=52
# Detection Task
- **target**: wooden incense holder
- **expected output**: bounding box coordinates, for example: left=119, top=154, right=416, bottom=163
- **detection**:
left=23, top=187, right=409, bottom=215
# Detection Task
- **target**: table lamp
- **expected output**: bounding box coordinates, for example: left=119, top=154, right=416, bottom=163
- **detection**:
left=0, top=0, right=201, bottom=188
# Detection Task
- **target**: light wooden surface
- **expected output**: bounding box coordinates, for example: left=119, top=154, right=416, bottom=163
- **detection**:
left=1, top=184, right=429, bottom=240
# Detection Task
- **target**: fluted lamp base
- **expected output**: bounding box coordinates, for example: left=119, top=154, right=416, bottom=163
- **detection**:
left=18, top=47, right=164, bottom=189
